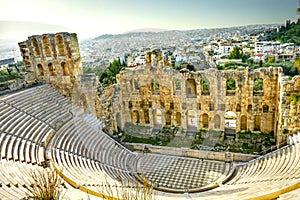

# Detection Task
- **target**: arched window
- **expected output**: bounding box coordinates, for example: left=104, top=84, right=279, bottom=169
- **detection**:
left=202, top=113, right=209, bottom=128
left=132, top=110, right=139, bottom=124
left=174, top=79, right=181, bottom=91
left=175, top=112, right=181, bottom=126
left=254, top=115, right=261, bottom=131
left=214, top=114, right=221, bottom=129
left=253, top=78, right=263, bottom=95
left=61, top=62, right=69, bottom=75
left=48, top=63, right=56, bottom=76
left=42, top=36, right=52, bottom=57
left=186, top=78, right=197, bottom=97
left=37, top=64, right=44, bottom=76
left=202, top=79, right=210, bottom=95
left=263, top=105, right=269, bottom=113
left=240, top=115, right=247, bottom=130
left=226, top=78, right=236, bottom=96
left=55, top=35, right=66, bottom=56
left=32, top=38, right=41, bottom=56
left=152, top=79, right=159, bottom=93
left=166, top=111, right=172, bottom=126
left=133, top=79, right=139, bottom=90
left=144, top=110, right=150, bottom=124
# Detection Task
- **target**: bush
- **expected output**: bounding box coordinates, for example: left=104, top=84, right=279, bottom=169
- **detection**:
left=25, top=169, right=63, bottom=200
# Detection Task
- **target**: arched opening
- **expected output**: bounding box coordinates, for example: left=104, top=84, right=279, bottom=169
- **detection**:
left=166, top=111, right=172, bottom=126
left=55, top=35, right=66, bottom=56
left=224, top=111, right=237, bottom=135
left=174, top=79, right=181, bottom=91
left=80, top=94, right=88, bottom=108
left=202, top=113, right=209, bottom=128
left=226, top=78, right=236, bottom=96
left=202, top=79, right=210, bottom=95
left=186, top=78, right=197, bottom=97
left=214, top=114, right=221, bottom=129
left=42, top=36, right=52, bottom=57
left=175, top=112, right=181, bottom=126
left=240, top=115, right=247, bottom=131
left=32, top=38, right=41, bottom=56
left=254, top=115, right=261, bottom=131
left=132, top=110, right=139, bottom=124
left=61, top=62, right=69, bottom=75
left=248, top=104, right=252, bottom=113
left=154, top=109, right=162, bottom=126
left=37, top=64, right=44, bottom=76
left=236, top=104, right=241, bottom=112
left=48, top=63, right=57, bottom=76
left=144, top=110, right=150, bottom=124
left=151, top=79, right=159, bottom=94
left=187, top=110, right=197, bottom=131
left=263, top=105, right=269, bottom=113
left=253, top=78, right=264, bottom=96
left=133, top=79, right=139, bottom=90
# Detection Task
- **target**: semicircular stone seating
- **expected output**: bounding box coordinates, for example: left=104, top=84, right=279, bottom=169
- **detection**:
left=0, top=84, right=300, bottom=200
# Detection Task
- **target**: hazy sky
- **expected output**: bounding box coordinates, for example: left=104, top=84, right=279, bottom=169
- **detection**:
left=0, top=0, right=298, bottom=39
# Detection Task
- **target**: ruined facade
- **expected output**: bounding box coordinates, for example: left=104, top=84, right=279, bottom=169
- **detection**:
left=105, top=54, right=300, bottom=145
left=18, top=33, right=99, bottom=117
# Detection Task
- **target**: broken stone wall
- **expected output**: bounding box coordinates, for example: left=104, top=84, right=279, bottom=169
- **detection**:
left=102, top=65, right=290, bottom=144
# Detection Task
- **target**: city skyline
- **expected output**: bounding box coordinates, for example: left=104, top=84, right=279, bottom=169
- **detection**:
left=0, top=0, right=298, bottom=39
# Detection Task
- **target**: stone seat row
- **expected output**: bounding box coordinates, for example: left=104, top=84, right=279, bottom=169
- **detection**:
left=49, top=116, right=139, bottom=186
left=1, top=84, right=84, bottom=130
left=228, top=133, right=300, bottom=185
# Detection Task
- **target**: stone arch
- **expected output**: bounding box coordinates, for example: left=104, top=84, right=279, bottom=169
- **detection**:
left=186, top=78, right=197, bottom=97
left=144, top=109, right=150, bottom=124
left=253, top=78, right=264, bottom=95
left=202, top=79, right=210, bottom=95
left=175, top=112, right=181, bottom=126
left=37, top=64, right=44, bottom=76
left=174, top=78, right=181, bottom=91
left=55, top=35, right=66, bottom=56
left=254, top=115, right=261, bottom=131
left=214, top=114, right=221, bottom=129
left=48, top=63, right=57, bottom=76
left=166, top=110, right=172, bottom=126
left=32, top=37, right=41, bottom=56
left=42, top=35, right=52, bottom=57
left=248, top=104, right=252, bottom=112
left=224, top=111, right=237, bottom=135
left=226, top=78, right=236, bottom=96
left=154, top=109, right=162, bottom=125
left=132, top=110, right=139, bottom=124
left=263, top=105, right=269, bottom=113
left=133, top=79, right=139, bottom=90
left=202, top=113, right=209, bottom=128
left=187, top=110, right=197, bottom=130
left=240, top=115, right=247, bottom=131
left=61, top=62, right=69, bottom=75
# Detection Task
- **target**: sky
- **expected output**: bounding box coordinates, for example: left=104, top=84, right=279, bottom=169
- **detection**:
left=0, top=0, right=298, bottom=39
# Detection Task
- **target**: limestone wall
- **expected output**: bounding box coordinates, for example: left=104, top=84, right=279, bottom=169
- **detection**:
left=18, top=32, right=82, bottom=97
left=99, top=63, right=298, bottom=144
left=18, top=33, right=99, bottom=117
left=277, top=76, right=300, bottom=144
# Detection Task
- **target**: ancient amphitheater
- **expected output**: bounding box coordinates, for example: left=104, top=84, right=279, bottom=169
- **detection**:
left=0, top=32, right=300, bottom=199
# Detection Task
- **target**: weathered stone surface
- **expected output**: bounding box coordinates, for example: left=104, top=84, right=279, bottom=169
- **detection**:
left=18, top=32, right=99, bottom=117
left=100, top=58, right=300, bottom=145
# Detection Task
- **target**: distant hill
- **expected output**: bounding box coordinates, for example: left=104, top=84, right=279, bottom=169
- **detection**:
left=124, top=28, right=168, bottom=33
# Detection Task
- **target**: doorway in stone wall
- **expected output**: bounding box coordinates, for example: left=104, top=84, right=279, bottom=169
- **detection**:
left=187, top=110, right=198, bottom=132
left=224, top=111, right=237, bottom=135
